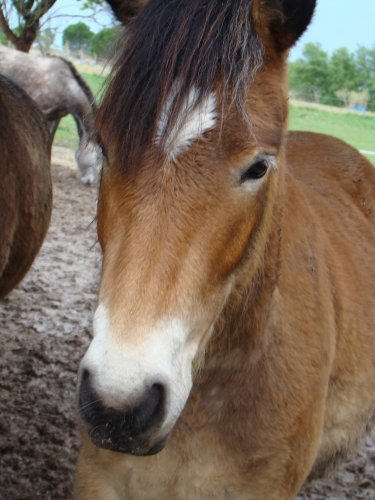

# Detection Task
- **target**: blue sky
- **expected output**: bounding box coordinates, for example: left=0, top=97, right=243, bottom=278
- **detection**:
left=49, top=0, right=375, bottom=56
left=46, top=1, right=114, bottom=45
left=290, top=0, right=375, bottom=59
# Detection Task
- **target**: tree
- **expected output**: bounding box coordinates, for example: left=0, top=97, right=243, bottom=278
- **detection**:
left=63, top=22, right=93, bottom=54
left=0, top=0, right=57, bottom=52
left=90, top=26, right=119, bottom=61
left=355, top=46, right=375, bottom=111
left=328, top=47, right=359, bottom=100
left=289, top=43, right=375, bottom=111
left=36, top=26, right=55, bottom=54
left=289, top=43, right=330, bottom=103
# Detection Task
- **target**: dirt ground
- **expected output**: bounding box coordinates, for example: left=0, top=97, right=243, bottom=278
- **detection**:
left=0, top=148, right=374, bottom=499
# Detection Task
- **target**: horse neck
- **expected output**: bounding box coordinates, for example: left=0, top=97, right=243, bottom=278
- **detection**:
left=65, top=75, right=96, bottom=142
left=72, top=98, right=95, bottom=141
left=184, top=172, right=284, bottom=433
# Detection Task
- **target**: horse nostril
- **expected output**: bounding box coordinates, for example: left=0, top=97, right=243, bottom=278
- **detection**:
left=78, top=377, right=167, bottom=454
left=133, top=383, right=165, bottom=433
left=81, top=368, right=90, bottom=382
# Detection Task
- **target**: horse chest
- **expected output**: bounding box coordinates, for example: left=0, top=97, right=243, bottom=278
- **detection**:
left=112, top=454, right=250, bottom=500
left=98, top=423, right=293, bottom=500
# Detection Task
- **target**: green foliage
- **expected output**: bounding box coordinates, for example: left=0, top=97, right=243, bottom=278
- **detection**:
left=289, top=43, right=375, bottom=111
left=355, top=46, right=375, bottom=112
left=63, top=22, right=93, bottom=54
left=91, top=27, right=120, bottom=61
left=328, top=47, right=358, bottom=96
left=290, top=43, right=330, bottom=103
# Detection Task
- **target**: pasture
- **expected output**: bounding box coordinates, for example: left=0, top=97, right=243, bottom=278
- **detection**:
left=289, top=103, right=375, bottom=164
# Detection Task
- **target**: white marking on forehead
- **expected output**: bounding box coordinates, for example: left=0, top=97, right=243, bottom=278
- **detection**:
left=157, top=84, right=217, bottom=161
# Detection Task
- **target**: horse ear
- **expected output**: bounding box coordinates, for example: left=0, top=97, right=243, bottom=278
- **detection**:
left=253, top=0, right=317, bottom=52
left=105, top=0, right=149, bottom=24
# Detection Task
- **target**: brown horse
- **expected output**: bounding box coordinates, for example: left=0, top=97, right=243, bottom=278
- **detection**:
left=75, top=1, right=375, bottom=498
left=0, top=75, right=52, bottom=299
left=0, top=45, right=101, bottom=185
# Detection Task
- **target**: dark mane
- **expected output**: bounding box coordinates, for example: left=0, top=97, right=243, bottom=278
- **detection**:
left=53, top=56, right=97, bottom=111
left=98, top=0, right=264, bottom=168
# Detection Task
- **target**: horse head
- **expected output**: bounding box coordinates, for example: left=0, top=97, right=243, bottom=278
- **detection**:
left=75, top=139, right=102, bottom=185
left=78, top=0, right=316, bottom=456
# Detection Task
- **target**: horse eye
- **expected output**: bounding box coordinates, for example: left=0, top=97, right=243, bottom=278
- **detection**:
left=240, top=160, right=268, bottom=183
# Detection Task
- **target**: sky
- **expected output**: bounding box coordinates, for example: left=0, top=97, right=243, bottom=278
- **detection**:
left=290, top=0, right=375, bottom=60
left=42, top=1, right=114, bottom=46
left=46, top=0, right=375, bottom=56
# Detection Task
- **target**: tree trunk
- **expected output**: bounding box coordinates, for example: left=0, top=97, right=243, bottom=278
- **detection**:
left=14, top=25, right=39, bottom=52
left=14, top=38, right=32, bottom=52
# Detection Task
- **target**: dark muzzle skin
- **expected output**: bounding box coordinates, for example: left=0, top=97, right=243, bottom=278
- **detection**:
left=78, top=368, right=167, bottom=455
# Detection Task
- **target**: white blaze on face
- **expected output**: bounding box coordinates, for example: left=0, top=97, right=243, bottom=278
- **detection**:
left=80, top=303, right=199, bottom=435
left=156, top=84, right=217, bottom=161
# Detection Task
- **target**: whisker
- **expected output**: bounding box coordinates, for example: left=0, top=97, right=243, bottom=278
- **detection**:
left=79, top=398, right=103, bottom=412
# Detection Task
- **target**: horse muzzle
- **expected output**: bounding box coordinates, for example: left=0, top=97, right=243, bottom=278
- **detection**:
left=78, top=368, right=168, bottom=455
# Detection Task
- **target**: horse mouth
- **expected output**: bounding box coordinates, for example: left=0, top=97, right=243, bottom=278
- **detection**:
left=88, top=430, right=169, bottom=456
left=141, top=436, right=169, bottom=456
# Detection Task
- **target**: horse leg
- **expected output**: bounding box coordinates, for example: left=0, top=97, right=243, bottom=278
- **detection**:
left=48, top=118, right=60, bottom=140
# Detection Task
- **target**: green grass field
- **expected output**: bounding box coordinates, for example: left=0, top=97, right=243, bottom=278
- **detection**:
left=289, top=105, right=375, bottom=164
left=55, top=73, right=375, bottom=165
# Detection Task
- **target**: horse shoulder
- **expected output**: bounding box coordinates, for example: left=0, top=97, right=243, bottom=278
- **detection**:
left=282, top=130, right=375, bottom=477
left=286, top=131, right=375, bottom=221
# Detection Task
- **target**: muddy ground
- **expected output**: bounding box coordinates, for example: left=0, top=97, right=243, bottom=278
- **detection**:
left=0, top=148, right=374, bottom=499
